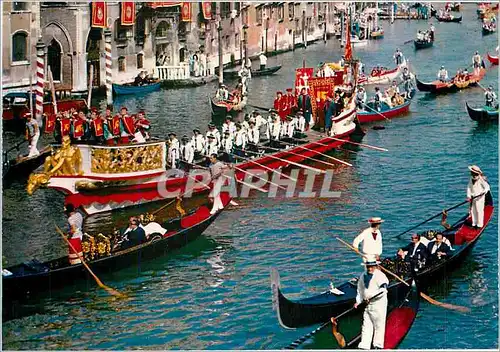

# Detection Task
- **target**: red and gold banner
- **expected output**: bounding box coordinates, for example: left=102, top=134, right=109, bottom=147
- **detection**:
left=112, top=116, right=121, bottom=135
left=344, top=20, right=352, bottom=61
left=73, top=119, right=84, bottom=138
left=44, top=114, right=56, bottom=134
left=181, top=2, right=192, bottom=22
left=61, top=118, right=71, bottom=136
left=121, top=2, right=135, bottom=26
left=308, top=77, right=337, bottom=119
left=93, top=119, right=104, bottom=137
left=202, top=2, right=212, bottom=20
left=92, top=1, right=107, bottom=28
left=294, top=68, right=314, bottom=96
left=148, top=2, right=181, bottom=9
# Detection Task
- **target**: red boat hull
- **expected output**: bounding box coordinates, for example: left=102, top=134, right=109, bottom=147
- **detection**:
left=487, top=52, right=499, bottom=65
left=357, top=100, right=411, bottom=124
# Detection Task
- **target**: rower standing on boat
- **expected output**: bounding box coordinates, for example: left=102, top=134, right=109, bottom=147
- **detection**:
left=179, top=135, right=194, bottom=170
left=353, top=217, right=384, bottom=262
left=485, top=86, right=498, bottom=108
left=356, top=86, right=367, bottom=110
left=25, top=113, right=40, bottom=157
left=297, top=88, right=312, bottom=130
left=467, top=165, right=491, bottom=229
left=373, top=88, right=383, bottom=112
left=65, top=204, right=84, bottom=265
left=259, top=52, right=267, bottom=70
left=192, top=128, right=206, bottom=160
left=393, top=48, right=404, bottom=66
left=437, top=66, right=448, bottom=82
left=429, top=23, right=435, bottom=41
left=209, top=154, right=230, bottom=214
left=168, top=132, right=180, bottom=169
left=324, top=94, right=335, bottom=135
left=401, top=67, right=415, bottom=98
left=354, top=257, right=389, bottom=350
left=472, top=51, right=482, bottom=76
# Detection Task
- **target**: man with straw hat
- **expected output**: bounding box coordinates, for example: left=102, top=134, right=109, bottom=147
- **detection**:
left=354, top=255, right=388, bottom=350
left=353, top=217, right=384, bottom=262
left=467, top=165, right=491, bottom=229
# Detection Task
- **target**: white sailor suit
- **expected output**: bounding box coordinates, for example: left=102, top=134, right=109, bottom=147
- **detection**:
left=467, top=176, right=490, bottom=227
left=353, top=227, right=383, bottom=260
left=356, top=269, right=389, bottom=350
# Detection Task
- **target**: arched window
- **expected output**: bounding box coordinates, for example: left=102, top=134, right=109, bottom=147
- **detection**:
left=156, top=21, right=171, bottom=38
left=137, top=53, right=144, bottom=69
left=12, top=32, right=28, bottom=62
left=118, top=56, right=126, bottom=72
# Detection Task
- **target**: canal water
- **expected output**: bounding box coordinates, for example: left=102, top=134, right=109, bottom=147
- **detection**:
left=2, top=4, right=498, bottom=349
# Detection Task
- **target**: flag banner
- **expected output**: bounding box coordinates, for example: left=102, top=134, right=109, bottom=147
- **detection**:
left=294, top=68, right=314, bottom=96
left=181, top=2, right=192, bottom=22
left=93, top=119, right=104, bottom=137
left=148, top=2, right=181, bottom=9
left=344, top=20, right=352, bottom=61
left=112, top=116, right=121, bottom=135
left=121, top=2, right=135, bottom=26
left=44, top=114, right=56, bottom=134
left=73, top=119, right=84, bottom=139
left=308, top=77, right=337, bottom=120
left=202, top=2, right=212, bottom=20
left=92, top=1, right=107, bottom=28
left=61, top=118, right=71, bottom=136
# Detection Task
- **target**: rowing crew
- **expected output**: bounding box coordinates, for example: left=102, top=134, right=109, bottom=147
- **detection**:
left=165, top=110, right=308, bottom=169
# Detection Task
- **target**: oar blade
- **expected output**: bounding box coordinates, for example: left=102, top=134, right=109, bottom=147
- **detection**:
left=420, top=292, right=471, bottom=313
left=330, top=317, right=346, bottom=347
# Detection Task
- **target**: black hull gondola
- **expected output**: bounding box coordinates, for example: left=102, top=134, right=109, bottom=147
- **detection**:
left=466, top=102, right=499, bottom=122
left=482, top=27, right=496, bottom=36
left=414, top=40, right=434, bottom=50
left=223, top=65, right=282, bottom=80
left=415, top=77, right=457, bottom=94
left=437, top=15, right=462, bottom=22
left=272, top=202, right=493, bottom=328
left=3, top=147, right=51, bottom=187
left=2, top=193, right=232, bottom=299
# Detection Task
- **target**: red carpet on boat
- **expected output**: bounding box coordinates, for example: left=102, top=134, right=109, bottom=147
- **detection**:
left=454, top=205, right=493, bottom=245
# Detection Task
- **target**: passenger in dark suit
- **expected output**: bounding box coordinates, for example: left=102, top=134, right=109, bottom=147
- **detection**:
left=122, top=217, right=146, bottom=249
left=397, top=234, right=429, bottom=272
left=427, top=233, right=451, bottom=264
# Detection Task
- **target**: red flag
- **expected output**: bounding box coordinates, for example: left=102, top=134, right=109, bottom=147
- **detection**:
left=92, top=1, right=107, bottom=28
left=61, top=118, right=71, bottom=136
left=181, top=2, right=192, bottom=22
left=344, top=20, right=352, bottom=62
left=44, top=114, right=56, bottom=134
left=73, top=119, right=84, bottom=138
left=112, top=115, right=121, bottom=135
left=122, top=116, right=135, bottom=135
left=202, top=2, right=212, bottom=20
left=121, top=2, right=135, bottom=26
left=93, top=119, right=104, bottom=137
left=308, top=77, right=338, bottom=120
left=294, top=68, right=314, bottom=96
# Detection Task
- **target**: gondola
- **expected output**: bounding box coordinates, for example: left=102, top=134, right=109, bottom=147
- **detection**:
left=2, top=193, right=232, bottom=299
left=223, top=65, right=282, bottom=79
left=272, top=200, right=494, bottom=328
left=112, top=81, right=161, bottom=96
left=3, top=146, right=52, bottom=187
left=416, top=68, right=486, bottom=94
left=295, top=281, right=419, bottom=350
left=436, top=14, right=462, bottom=22
left=466, top=102, right=499, bottom=122
left=210, top=96, right=247, bottom=116
left=487, top=52, right=499, bottom=65
left=370, top=30, right=384, bottom=39
left=482, top=25, right=496, bottom=35
left=414, top=39, right=434, bottom=50
left=357, top=98, right=412, bottom=124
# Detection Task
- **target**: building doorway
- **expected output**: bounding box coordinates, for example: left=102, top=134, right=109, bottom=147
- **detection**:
left=47, top=39, right=62, bottom=81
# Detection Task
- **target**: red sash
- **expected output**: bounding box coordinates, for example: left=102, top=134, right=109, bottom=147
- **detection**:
left=44, top=114, right=56, bottom=133
left=122, top=115, right=135, bottom=135
left=135, top=117, right=150, bottom=129
left=73, top=118, right=84, bottom=138
left=112, top=115, right=121, bottom=135
left=93, top=118, right=104, bottom=137
left=61, top=118, right=71, bottom=136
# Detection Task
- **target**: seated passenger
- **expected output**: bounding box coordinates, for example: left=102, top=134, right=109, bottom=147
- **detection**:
left=427, top=232, right=451, bottom=263
left=397, top=234, right=429, bottom=272
left=119, top=217, right=147, bottom=249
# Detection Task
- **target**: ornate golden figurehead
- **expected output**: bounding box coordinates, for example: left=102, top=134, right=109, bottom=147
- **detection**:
left=26, top=136, right=83, bottom=195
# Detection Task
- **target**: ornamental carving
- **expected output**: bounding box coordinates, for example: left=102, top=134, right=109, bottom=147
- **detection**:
left=91, top=144, right=163, bottom=174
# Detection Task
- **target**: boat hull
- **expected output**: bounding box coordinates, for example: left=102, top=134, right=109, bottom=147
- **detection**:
left=487, top=52, right=499, bottom=65
left=416, top=68, right=486, bottom=94
left=414, top=40, right=434, bottom=50
left=112, top=82, right=161, bottom=96
left=357, top=99, right=411, bottom=124
left=3, top=147, right=51, bottom=187
left=210, top=96, right=247, bottom=115
left=358, top=67, right=401, bottom=85
left=437, top=15, right=462, bottom=22
left=466, top=102, right=499, bottom=122
left=223, top=65, right=282, bottom=79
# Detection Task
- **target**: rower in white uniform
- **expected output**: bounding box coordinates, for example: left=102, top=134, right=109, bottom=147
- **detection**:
left=467, top=165, right=491, bottom=228
left=352, top=217, right=384, bottom=262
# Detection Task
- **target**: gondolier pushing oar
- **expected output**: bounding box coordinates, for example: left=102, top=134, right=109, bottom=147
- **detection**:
left=467, top=165, right=491, bottom=229
left=354, top=256, right=389, bottom=350
left=65, top=204, right=84, bottom=265
left=209, top=154, right=232, bottom=215
left=352, top=217, right=384, bottom=262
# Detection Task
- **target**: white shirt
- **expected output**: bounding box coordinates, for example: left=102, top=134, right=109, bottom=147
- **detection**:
left=247, top=126, right=260, bottom=144
left=192, top=134, right=206, bottom=153
left=206, top=129, right=221, bottom=146
left=438, top=69, right=448, bottom=80
left=168, top=138, right=180, bottom=163
left=270, top=121, right=281, bottom=140
left=353, top=227, right=383, bottom=256
left=222, top=137, right=233, bottom=153
left=68, top=212, right=84, bottom=240
left=234, top=130, right=246, bottom=149
left=355, top=269, right=389, bottom=304
left=206, top=141, right=219, bottom=156
left=222, top=121, right=237, bottom=137
left=259, top=54, right=267, bottom=66
left=467, top=177, right=490, bottom=200
left=180, top=141, right=194, bottom=164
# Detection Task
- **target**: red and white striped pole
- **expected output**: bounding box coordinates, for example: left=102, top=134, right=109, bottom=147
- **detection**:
left=104, top=29, right=113, bottom=105
left=35, top=39, right=46, bottom=121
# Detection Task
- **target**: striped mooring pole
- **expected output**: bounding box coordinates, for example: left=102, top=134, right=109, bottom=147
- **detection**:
left=35, top=38, right=46, bottom=121
left=104, top=29, right=113, bottom=105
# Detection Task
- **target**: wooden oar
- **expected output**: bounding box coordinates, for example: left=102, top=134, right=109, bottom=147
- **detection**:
left=245, top=149, right=326, bottom=174
left=228, top=153, right=298, bottom=182
left=325, top=137, right=388, bottom=152
left=263, top=145, right=341, bottom=168
left=393, top=196, right=481, bottom=239
left=55, top=225, right=125, bottom=298
left=336, top=237, right=471, bottom=313
left=361, top=102, right=392, bottom=122
left=278, top=140, right=353, bottom=167
left=233, top=165, right=287, bottom=190
left=247, top=103, right=272, bottom=111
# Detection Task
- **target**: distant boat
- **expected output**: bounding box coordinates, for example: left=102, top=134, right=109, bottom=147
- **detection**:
left=112, top=82, right=161, bottom=96
left=437, top=14, right=462, bottom=22
left=414, top=39, right=434, bottom=50
left=482, top=24, right=496, bottom=36
left=370, top=29, right=384, bottom=39
left=223, top=65, right=282, bottom=80
left=357, top=98, right=412, bottom=124
left=351, top=35, right=368, bottom=47
left=466, top=102, right=499, bottom=122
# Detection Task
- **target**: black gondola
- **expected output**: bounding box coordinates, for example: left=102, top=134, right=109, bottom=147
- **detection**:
left=2, top=193, right=232, bottom=299
left=414, top=39, right=434, bottom=50
left=3, top=146, right=51, bottom=187
left=223, top=65, right=282, bottom=80
left=437, top=15, right=462, bottom=22
left=466, top=102, right=499, bottom=122
left=482, top=26, right=496, bottom=36
left=210, top=96, right=246, bottom=116
left=272, top=201, right=494, bottom=328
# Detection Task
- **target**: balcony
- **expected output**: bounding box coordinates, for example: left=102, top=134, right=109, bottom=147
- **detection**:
left=154, top=64, right=190, bottom=81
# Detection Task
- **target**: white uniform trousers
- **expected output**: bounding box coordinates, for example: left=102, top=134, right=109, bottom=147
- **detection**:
left=210, top=176, right=225, bottom=214
left=28, top=134, right=40, bottom=157
left=359, top=296, right=387, bottom=350
left=471, top=196, right=485, bottom=227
